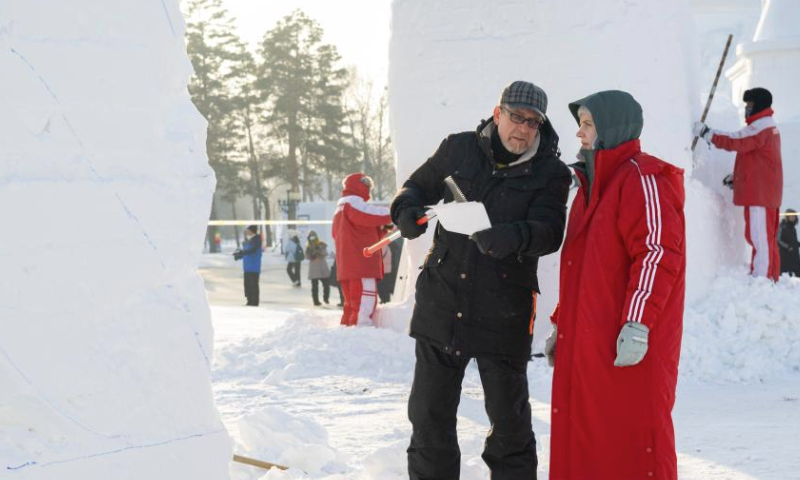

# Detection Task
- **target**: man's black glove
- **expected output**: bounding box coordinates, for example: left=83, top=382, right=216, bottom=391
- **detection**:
left=233, top=250, right=243, bottom=261
left=472, top=224, right=522, bottom=259
left=397, top=206, right=429, bottom=239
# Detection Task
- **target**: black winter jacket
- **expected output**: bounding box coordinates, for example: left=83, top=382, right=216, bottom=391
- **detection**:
left=391, top=117, right=571, bottom=358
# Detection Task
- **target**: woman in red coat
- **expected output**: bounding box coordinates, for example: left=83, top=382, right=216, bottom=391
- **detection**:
left=547, top=91, right=686, bottom=480
left=332, top=173, right=391, bottom=326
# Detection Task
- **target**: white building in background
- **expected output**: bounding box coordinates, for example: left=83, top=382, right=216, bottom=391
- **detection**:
left=725, top=0, right=800, bottom=209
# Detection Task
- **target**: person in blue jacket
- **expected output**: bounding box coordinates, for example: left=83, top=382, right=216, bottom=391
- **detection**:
left=234, top=225, right=263, bottom=306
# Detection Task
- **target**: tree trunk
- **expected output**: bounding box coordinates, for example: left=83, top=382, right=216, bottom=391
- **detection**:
left=261, top=195, right=273, bottom=247
left=287, top=111, right=300, bottom=220
left=206, top=194, right=220, bottom=253
left=244, top=107, right=262, bottom=220
left=232, top=201, right=241, bottom=249
left=326, top=168, right=334, bottom=201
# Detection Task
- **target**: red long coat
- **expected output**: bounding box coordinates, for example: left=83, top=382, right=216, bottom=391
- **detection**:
left=550, top=139, right=686, bottom=480
left=332, top=174, right=391, bottom=281
left=710, top=108, right=782, bottom=208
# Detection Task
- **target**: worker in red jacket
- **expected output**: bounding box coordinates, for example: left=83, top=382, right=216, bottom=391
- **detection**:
left=332, top=173, right=391, bottom=326
left=547, top=90, right=686, bottom=480
left=694, top=87, right=783, bottom=281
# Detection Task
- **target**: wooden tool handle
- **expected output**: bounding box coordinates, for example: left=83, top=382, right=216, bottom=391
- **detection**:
left=362, top=212, right=437, bottom=257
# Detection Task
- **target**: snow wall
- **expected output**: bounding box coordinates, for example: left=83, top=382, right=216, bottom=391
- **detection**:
left=387, top=0, right=741, bottom=347
left=0, top=2, right=232, bottom=478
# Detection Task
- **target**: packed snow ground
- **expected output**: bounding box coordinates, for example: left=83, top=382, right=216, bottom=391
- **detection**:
left=206, top=254, right=800, bottom=480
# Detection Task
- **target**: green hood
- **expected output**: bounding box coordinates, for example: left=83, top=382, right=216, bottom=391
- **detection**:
left=568, top=90, right=643, bottom=151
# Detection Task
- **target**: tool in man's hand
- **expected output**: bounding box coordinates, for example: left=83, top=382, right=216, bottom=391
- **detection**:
left=362, top=176, right=467, bottom=257
left=691, top=34, right=733, bottom=154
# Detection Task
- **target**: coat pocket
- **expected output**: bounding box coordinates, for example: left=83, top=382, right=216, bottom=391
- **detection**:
left=415, top=244, right=455, bottom=306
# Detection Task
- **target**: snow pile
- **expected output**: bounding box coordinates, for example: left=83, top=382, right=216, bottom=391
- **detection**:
left=234, top=409, right=346, bottom=476
left=211, top=287, right=800, bottom=479
left=211, top=308, right=549, bottom=480
left=682, top=271, right=800, bottom=383
left=0, top=2, right=230, bottom=478
left=214, top=311, right=415, bottom=385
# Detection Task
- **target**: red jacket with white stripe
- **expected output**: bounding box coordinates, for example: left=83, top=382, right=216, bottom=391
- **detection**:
left=550, top=139, right=686, bottom=480
left=332, top=177, right=391, bottom=281
left=710, top=108, right=782, bottom=208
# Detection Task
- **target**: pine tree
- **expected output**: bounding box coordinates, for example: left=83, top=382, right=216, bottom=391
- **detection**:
left=185, top=0, right=248, bottom=251
left=256, top=10, right=353, bottom=214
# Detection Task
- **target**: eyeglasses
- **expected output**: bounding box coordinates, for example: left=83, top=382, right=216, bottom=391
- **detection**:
left=501, top=106, right=542, bottom=129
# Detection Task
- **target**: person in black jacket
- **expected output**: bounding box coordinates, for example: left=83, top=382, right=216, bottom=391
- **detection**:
left=392, top=81, right=571, bottom=480
left=778, top=209, right=800, bottom=276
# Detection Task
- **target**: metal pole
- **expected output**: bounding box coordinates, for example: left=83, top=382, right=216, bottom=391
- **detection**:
left=692, top=34, right=734, bottom=154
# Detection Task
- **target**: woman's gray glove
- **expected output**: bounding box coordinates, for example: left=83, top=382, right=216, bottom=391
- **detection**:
left=544, top=325, right=557, bottom=367
left=614, top=321, right=649, bottom=367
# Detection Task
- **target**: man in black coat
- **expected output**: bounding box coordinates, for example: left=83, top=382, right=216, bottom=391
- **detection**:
left=778, top=209, right=800, bottom=276
left=391, top=81, right=571, bottom=480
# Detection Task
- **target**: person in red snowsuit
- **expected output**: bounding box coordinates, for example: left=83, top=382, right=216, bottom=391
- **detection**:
left=546, top=90, right=686, bottom=480
left=332, top=173, right=391, bottom=326
left=694, top=87, right=783, bottom=281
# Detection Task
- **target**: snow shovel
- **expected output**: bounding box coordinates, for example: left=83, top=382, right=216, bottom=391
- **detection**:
left=362, top=176, right=467, bottom=257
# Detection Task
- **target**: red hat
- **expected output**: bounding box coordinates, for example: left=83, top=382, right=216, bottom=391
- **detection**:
left=342, top=173, right=373, bottom=201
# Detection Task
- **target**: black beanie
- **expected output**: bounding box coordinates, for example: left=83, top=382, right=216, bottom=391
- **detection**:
left=246, top=225, right=258, bottom=234
left=743, top=88, right=772, bottom=116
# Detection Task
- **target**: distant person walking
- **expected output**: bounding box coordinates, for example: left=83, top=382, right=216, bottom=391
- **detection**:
left=305, top=230, right=331, bottom=306
left=233, top=225, right=263, bottom=306
left=694, top=87, right=783, bottom=281
left=332, top=173, right=391, bottom=326
left=778, top=209, right=800, bottom=277
left=285, top=231, right=303, bottom=287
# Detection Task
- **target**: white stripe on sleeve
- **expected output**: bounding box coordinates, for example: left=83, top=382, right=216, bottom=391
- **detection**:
left=627, top=161, right=665, bottom=324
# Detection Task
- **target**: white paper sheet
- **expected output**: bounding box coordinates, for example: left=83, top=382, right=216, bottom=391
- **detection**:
left=428, top=201, right=491, bottom=235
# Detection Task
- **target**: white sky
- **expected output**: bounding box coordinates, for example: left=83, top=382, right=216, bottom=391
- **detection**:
left=222, top=0, right=392, bottom=90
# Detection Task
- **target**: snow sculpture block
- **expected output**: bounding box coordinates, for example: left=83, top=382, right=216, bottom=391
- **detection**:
left=0, top=1, right=231, bottom=478
left=389, top=0, right=735, bottom=339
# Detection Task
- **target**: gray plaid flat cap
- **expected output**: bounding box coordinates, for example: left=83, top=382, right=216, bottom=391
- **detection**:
left=499, top=81, right=548, bottom=119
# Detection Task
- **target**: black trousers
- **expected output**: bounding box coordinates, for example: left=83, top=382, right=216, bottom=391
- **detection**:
left=377, top=275, right=393, bottom=304
left=243, top=272, right=260, bottom=306
left=286, top=262, right=301, bottom=284
left=311, top=278, right=330, bottom=305
left=408, top=340, right=537, bottom=480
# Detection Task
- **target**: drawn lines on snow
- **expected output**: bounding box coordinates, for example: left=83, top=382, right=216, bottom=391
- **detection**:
left=8, top=46, right=166, bottom=268
left=5, top=428, right=227, bottom=471
left=431, top=30, right=536, bottom=44
left=10, top=48, right=85, bottom=149
left=160, top=0, right=177, bottom=36
left=0, top=340, right=125, bottom=441
left=165, top=283, right=213, bottom=369
left=3, top=44, right=215, bottom=453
